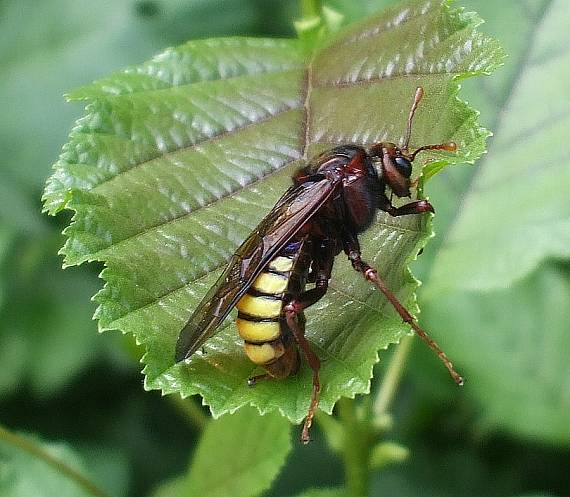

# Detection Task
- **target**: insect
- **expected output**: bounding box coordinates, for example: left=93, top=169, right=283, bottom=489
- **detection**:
left=176, top=87, right=463, bottom=443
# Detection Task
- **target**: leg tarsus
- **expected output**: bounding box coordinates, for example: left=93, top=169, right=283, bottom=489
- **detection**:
left=281, top=250, right=333, bottom=444
left=284, top=307, right=321, bottom=444
left=247, top=373, right=273, bottom=387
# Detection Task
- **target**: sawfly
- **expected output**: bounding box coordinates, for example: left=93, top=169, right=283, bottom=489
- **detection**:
left=176, top=87, right=463, bottom=443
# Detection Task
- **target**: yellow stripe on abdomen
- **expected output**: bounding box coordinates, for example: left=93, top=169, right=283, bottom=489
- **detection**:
left=237, top=252, right=295, bottom=366
left=251, top=272, right=289, bottom=293
left=244, top=341, right=285, bottom=365
left=236, top=294, right=281, bottom=318
left=268, top=256, right=294, bottom=272
left=236, top=318, right=280, bottom=342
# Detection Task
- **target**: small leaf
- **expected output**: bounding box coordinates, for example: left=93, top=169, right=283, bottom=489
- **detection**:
left=151, top=407, right=291, bottom=497
left=0, top=431, right=98, bottom=497
left=369, top=441, right=409, bottom=469
left=43, top=0, right=502, bottom=423
left=428, top=0, right=570, bottom=293
left=424, top=263, right=570, bottom=445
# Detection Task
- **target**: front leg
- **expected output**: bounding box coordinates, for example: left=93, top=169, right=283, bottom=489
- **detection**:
left=378, top=195, right=435, bottom=217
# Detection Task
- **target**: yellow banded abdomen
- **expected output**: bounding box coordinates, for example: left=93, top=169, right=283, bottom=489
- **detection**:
left=251, top=272, right=288, bottom=294
left=244, top=341, right=285, bottom=365
left=236, top=253, right=294, bottom=366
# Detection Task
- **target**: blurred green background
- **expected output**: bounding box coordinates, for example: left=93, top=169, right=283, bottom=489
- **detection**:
left=1, top=0, right=569, bottom=496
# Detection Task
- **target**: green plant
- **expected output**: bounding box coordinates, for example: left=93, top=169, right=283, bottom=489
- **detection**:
left=3, top=0, right=568, bottom=496
left=37, top=0, right=503, bottom=494
left=43, top=0, right=500, bottom=425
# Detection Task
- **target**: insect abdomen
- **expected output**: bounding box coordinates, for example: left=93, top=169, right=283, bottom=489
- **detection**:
left=236, top=255, right=294, bottom=365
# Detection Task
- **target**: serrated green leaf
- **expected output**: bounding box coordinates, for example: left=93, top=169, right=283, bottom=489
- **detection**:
left=0, top=0, right=291, bottom=191
left=0, top=431, right=96, bottom=497
left=151, top=407, right=291, bottom=497
left=428, top=0, right=570, bottom=293
left=43, top=0, right=502, bottom=424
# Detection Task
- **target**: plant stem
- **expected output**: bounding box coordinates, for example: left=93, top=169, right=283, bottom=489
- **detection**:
left=334, top=337, right=415, bottom=496
left=374, top=334, right=414, bottom=417
left=338, top=398, right=371, bottom=497
left=169, top=394, right=209, bottom=430
left=301, top=0, right=321, bottom=18
left=0, top=423, right=112, bottom=497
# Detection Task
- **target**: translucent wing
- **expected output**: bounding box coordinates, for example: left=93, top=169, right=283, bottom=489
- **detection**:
left=175, top=177, right=340, bottom=361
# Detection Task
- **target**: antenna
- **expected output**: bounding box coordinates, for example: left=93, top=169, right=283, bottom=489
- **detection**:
left=409, top=142, right=457, bottom=161
left=402, top=86, right=458, bottom=161
left=403, top=87, right=424, bottom=151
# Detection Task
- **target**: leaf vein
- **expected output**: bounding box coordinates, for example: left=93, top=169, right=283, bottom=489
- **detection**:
left=90, top=107, right=301, bottom=191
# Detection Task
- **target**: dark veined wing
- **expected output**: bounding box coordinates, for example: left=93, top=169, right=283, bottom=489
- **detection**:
left=175, top=176, right=341, bottom=362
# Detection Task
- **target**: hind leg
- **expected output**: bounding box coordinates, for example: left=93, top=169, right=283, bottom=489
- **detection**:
left=282, top=251, right=334, bottom=443
left=283, top=307, right=321, bottom=444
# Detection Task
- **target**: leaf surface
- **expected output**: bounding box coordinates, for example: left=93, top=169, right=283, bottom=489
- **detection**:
left=43, top=0, right=502, bottom=423
left=414, top=0, right=570, bottom=445
left=425, top=263, right=570, bottom=445
left=0, top=236, right=104, bottom=397
left=151, top=407, right=291, bottom=497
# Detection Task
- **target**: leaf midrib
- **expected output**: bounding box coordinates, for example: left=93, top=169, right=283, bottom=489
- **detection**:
left=66, top=61, right=472, bottom=259
left=78, top=10, right=470, bottom=336
left=71, top=16, right=478, bottom=195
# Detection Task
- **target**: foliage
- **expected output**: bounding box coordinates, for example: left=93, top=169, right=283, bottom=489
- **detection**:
left=428, top=0, right=570, bottom=292
left=416, top=0, right=570, bottom=445
left=43, top=0, right=501, bottom=425
left=151, top=407, right=291, bottom=497
left=0, top=430, right=98, bottom=497
left=1, top=0, right=569, bottom=496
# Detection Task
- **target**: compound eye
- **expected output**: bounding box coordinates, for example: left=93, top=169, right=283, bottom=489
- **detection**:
left=394, top=157, right=412, bottom=178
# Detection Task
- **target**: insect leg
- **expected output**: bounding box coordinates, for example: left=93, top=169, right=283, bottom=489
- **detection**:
left=284, top=308, right=321, bottom=444
left=283, top=250, right=334, bottom=444
left=378, top=196, right=435, bottom=217
left=346, top=247, right=464, bottom=386
left=247, top=373, right=273, bottom=386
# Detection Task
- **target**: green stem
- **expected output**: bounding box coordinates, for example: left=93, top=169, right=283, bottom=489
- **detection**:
left=169, top=395, right=209, bottom=430
left=301, top=0, right=321, bottom=18
left=335, top=337, right=415, bottom=496
left=338, top=398, right=371, bottom=497
left=0, top=423, right=112, bottom=497
left=374, top=334, right=414, bottom=417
